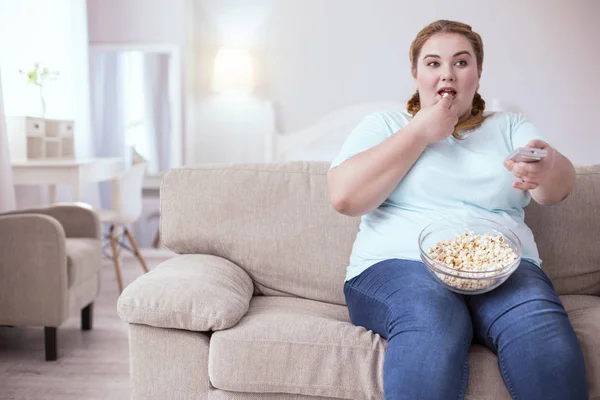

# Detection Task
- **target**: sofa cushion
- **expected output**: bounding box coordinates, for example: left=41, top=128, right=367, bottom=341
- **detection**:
left=209, top=295, right=600, bottom=399
left=118, top=255, right=254, bottom=331
left=560, top=294, right=600, bottom=398
left=65, top=238, right=102, bottom=287
left=209, top=296, right=385, bottom=399
left=209, top=390, right=334, bottom=400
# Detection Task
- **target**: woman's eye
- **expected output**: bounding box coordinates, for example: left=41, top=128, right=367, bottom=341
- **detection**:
left=456, top=60, right=468, bottom=66
left=427, top=61, right=439, bottom=67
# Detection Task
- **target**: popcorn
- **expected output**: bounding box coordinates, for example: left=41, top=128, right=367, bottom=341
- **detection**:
left=427, top=231, right=518, bottom=292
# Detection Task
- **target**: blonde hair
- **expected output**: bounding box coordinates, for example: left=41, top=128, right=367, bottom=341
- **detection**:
left=407, top=20, right=488, bottom=139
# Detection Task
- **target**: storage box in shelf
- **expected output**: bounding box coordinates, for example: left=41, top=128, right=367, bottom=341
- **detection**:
left=5, top=116, right=75, bottom=160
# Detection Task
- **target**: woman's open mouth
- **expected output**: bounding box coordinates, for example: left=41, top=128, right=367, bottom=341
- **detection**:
left=438, top=88, right=457, bottom=100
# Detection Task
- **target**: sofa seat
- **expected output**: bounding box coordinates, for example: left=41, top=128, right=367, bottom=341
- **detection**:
left=209, top=294, right=600, bottom=400
left=209, top=296, right=385, bottom=399
left=65, top=238, right=102, bottom=287
left=560, top=294, right=600, bottom=398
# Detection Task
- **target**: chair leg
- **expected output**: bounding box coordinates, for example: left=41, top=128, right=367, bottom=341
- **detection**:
left=109, top=225, right=125, bottom=293
left=44, top=327, right=57, bottom=361
left=124, top=227, right=149, bottom=273
left=152, top=229, right=161, bottom=249
left=81, top=302, right=93, bottom=331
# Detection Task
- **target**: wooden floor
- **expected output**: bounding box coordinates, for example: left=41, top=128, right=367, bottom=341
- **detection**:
left=0, top=252, right=171, bottom=400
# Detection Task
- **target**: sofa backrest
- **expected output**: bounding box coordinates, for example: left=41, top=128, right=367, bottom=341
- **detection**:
left=524, top=164, right=600, bottom=295
left=161, top=162, right=600, bottom=305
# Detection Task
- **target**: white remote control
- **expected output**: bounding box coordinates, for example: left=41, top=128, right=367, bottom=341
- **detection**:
left=509, top=147, right=548, bottom=163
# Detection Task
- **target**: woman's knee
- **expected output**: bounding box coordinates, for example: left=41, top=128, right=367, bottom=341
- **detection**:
left=384, top=298, right=472, bottom=400
left=498, top=321, right=588, bottom=399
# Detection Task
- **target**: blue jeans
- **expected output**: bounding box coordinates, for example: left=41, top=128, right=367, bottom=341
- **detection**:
left=344, top=259, right=588, bottom=400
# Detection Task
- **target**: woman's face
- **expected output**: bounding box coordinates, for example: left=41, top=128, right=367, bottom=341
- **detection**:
left=414, top=33, right=480, bottom=120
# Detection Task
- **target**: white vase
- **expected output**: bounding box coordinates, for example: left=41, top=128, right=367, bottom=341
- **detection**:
left=38, top=85, right=46, bottom=118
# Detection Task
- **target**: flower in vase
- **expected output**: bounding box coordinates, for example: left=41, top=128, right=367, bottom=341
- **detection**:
left=18, top=63, right=59, bottom=117
left=19, top=62, right=60, bottom=87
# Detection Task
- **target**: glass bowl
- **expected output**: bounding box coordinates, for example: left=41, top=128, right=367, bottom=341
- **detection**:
left=418, top=217, right=522, bottom=295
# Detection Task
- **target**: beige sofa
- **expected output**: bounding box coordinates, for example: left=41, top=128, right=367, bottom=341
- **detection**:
left=118, top=162, right=600, bottom=399
left=0, top=204, right=102, bottom=361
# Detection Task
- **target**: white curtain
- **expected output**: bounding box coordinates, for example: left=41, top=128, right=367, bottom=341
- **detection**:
left=142, top=53, right=171, bottom=174
left=0, top=69, right=16, bottom=213
left=91, top=51, right=171, bottom=177
left=90, top=52, right=127, bottom=209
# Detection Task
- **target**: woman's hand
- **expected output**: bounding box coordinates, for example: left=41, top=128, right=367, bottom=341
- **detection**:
left=504, top=140, right=555, bottom=191
left=408, top=94, right=459, bottom=145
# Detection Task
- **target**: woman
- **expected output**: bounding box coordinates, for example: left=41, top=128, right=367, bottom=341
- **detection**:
left=328, top=20, right=587, bottom=399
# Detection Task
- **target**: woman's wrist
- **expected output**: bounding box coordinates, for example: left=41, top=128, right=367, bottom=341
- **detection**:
left=397, top=122, right=430, bottom=150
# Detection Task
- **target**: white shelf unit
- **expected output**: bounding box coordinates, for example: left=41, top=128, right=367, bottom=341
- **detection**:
left=5, top=116, right=75, bottom=160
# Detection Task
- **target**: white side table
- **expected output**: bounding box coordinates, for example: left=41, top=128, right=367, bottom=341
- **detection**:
left=11, top=158, right=124, bottom=203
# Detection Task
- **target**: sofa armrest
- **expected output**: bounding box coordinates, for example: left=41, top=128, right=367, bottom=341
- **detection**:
left=117, top=254, right=254, bottom=331
left=1, top=203, right=101, bottom=239
left=0, top=214, right=69, bottom=326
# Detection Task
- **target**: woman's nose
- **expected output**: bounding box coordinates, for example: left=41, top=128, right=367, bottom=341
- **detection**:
left=441, top=67, right=456, bottom=82
left=441, top=72, right=455, bottom=82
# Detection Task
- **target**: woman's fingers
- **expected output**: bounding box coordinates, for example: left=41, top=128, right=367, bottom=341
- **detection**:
left=505, top=159, right=543, bottom=180
left=505, top=158, right=543, bottom=190
left=526, top=139, right=548, bottom=150
left=513, top=180, right=538, bottom=191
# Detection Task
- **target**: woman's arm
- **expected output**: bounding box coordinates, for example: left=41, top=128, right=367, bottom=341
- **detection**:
left=530, top=150, right=575, bottom=205
left=328, top=96, right=458, bottom=216
left=327, top=124, right=427, bottom=217
left=504, top=139, right=575, bottom=206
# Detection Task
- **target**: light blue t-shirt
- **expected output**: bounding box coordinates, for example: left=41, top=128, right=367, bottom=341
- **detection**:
left=330, top=110, right=547, bottom=282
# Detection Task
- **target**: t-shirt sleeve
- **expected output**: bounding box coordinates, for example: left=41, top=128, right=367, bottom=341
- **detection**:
left=509, top=113, right=549, bottom=151
left=329, top=113, right=393, bottom=170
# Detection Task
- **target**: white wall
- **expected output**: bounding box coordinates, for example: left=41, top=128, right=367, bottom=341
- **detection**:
left=87, top=0, right=187, bottom=45
left=191, top=0, right=600, bottom=166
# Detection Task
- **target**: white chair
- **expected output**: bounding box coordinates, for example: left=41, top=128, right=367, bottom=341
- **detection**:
left=96, top=162, right=149, bottom=293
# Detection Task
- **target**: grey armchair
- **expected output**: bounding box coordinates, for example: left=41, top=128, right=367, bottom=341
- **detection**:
left=0, top=204, right=102, bottom=361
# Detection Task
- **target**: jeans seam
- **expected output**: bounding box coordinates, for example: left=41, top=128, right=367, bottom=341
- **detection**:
left=458, top=356, right=469, bottom=400
left=498, top=351, right=518, bottom=400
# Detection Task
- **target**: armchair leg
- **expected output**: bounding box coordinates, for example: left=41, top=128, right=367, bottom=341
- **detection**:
left=81, top=302, right=93, bottom=331
left=109, top=225, right=125, bottom=293
left=124, top=227, right=149, bottom=273
left=44, top=327, right=57, bottom=361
